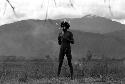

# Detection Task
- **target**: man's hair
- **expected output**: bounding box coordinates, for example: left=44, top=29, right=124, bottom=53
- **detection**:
left=61, top=21, right=70, bottom=29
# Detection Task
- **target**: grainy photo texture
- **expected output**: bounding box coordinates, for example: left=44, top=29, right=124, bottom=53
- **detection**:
left=0, top=0, right=125, bottom=84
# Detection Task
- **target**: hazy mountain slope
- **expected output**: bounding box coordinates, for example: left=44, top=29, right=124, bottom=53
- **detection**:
left=0, top=17, right=125, bottom=60
left=105, top=30, right=125, bottom=40
left=0, top=20, right=58, bottom=58
left=72, top=30, right=125, bottom=59
left=70, top=15, right=125, bottom=33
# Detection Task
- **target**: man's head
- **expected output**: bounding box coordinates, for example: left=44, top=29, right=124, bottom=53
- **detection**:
left=61, top=21, right=70, bottom=31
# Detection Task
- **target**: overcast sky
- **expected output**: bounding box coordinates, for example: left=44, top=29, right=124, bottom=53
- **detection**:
left=0, top=0, right=125, bottom=25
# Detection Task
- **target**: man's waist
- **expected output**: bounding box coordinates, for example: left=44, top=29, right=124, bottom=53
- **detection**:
left=61, top=43, right=70, bottom=47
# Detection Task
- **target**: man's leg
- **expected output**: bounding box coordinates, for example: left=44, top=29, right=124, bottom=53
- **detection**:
left=57, top=48, right=64, bottom=77
left=66, top=49, right=73, bottom=79
left=67, top=57, right=73, bottom=79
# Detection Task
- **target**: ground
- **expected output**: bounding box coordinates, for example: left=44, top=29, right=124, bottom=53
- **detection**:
left=2, top=77, right=124, bottom=84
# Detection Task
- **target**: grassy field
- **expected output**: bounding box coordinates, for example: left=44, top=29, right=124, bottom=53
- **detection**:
left=0, top=59, right=125, bottom=84
left=2, top=77, right=124, bottom=84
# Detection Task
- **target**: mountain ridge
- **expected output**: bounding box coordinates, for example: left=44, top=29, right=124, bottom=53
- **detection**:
left=0, top=17, right=125, bottom=60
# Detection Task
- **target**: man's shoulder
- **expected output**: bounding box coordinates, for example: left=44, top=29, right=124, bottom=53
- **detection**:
left=67, top=31, right=73, bottom=36
left=67, top=31, right=73, bottom=34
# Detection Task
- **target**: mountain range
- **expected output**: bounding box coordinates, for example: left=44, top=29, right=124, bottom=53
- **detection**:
left=0, top=15, right=125, bottom=60
left=70, top=15, right=125, bottom=33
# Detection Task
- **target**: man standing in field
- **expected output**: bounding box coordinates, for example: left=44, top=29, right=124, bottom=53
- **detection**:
left=57, top=21, right=74, bottom=79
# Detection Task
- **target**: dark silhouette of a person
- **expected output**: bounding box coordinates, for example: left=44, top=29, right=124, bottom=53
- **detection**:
left=57, top=21, right=74, bottom=79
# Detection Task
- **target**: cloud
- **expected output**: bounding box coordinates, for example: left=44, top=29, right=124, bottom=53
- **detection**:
left=0, top=0, right=125, bottom=25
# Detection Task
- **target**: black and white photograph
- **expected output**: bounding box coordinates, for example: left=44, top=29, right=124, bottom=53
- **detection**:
left=0, top=0, right=125, bottom=84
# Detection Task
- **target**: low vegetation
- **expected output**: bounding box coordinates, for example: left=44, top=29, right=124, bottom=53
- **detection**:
left=0, top=55, right=125, bottom=84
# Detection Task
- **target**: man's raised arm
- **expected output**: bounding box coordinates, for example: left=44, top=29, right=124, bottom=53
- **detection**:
left=58, top=33, right=62, bottom=45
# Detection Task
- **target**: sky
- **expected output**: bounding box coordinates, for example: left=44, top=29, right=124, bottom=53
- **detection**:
left=0, top=0, right=125, bottom=25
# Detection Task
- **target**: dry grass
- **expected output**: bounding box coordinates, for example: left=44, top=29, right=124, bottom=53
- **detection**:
left=2, top=77, right=124, bottom=84
left=0, top=60, right=124, bottom=84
